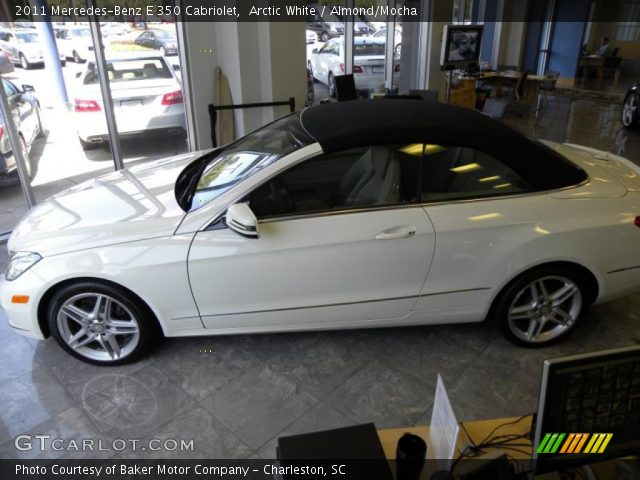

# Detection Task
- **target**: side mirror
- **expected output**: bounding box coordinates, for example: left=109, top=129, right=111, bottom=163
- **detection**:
left=21, top=84, right=35, bottom=93
left=172, top=64, right=180, bottom=71
left=75, top=71, right=82, bottom=78
left=226, top=203, right=259, bottom=238
left=312, top=48, right=318, bottom=54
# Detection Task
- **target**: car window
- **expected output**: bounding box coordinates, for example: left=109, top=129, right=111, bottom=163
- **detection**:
left=420, top=145, right=529, bottom=201
left=83, top=58, right=172, bottom=84
left=318, top=41, right=332, bottom=54
left=16, top=32, right=38, bottom=44
left=354, top=42, right=385, bottom=56
left=247, top=144, right=422, bottom=219
left=0, top=32, right=9, bottom=42
left=71, top=29, right=90, bottom=38
left=190, top=113, right=314, bottom=211
left=2, top=79, right=18, bottom=97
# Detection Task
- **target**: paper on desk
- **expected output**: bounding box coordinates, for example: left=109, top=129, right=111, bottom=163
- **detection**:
left=429, top=374, right=460, bottom=469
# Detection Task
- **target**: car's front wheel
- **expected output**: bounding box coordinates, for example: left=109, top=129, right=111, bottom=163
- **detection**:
left=321, top=32, right=330, bottom=42
left=20, top=53, right=30, bottom=69
left=47, top=282, right=159, bottom=365
left=72, top=50, right=83, bottom=63
left=622, top=93, right=639, bottom=129
left=328, top=72, right=336, bottom=97
left=493, top=266, right=590, bottom=347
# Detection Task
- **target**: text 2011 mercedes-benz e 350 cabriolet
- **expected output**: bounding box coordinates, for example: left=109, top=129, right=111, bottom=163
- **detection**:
left=2, top=100, right=640, bottom=364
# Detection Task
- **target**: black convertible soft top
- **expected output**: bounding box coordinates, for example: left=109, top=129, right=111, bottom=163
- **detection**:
left=300, top=100, right=587, bottom=190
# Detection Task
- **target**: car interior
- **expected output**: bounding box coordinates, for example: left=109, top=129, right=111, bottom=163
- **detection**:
left=248, top=144, right=529, bottom=219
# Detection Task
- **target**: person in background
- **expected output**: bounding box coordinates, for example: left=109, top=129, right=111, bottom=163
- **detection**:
left=595, top=37, right=611, bottom=57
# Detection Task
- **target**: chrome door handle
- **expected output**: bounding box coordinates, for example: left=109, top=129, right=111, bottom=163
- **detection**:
left=374, top=226, right=417, bottom=240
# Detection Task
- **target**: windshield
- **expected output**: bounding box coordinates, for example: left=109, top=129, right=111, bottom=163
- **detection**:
left=16, top=33, right=38, bottom=43
left=71, top=29, right=91, bottom=38
left=189, top=113, right=314, bottom=211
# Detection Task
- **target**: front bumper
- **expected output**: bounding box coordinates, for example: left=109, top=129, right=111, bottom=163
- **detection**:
left=0, top=271, right=47, bottom=340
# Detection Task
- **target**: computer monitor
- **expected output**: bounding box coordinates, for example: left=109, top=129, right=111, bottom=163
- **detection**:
left=533, top=345, right=640, bottom=474
left=440, top=24, right=483, bottom=70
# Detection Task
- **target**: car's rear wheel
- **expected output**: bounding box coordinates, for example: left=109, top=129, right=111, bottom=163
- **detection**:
left=20, top=53, right=30, bottom=70
left=395, top=43, right=402, bottom=56
left=622, top=93, right=639, bottom=129
left=493, top=266, right=589, bottom=347
left=47, top=282, right=158, bottom=365
left=328, top=72, right=336, bottom=97
left=321, top=32, right=330, bottom=42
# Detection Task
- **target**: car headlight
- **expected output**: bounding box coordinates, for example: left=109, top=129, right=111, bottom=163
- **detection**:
left=5, top=252, right=41, bottom=281
left=330, top=25, right=337, bottom=32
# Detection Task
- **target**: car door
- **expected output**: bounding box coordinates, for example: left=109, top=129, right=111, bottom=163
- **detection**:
left=4, top=79, right=34, bottom=140
left=413, top=144, right=535, bottom=321
left=188, top=144, right=436, bottom=331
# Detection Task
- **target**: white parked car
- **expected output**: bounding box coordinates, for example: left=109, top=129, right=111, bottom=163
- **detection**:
left=73, top=53, right=185, bottom=150
left=101, top=23, right=132, bottom=38
left=308, top=37, right=399, bottom=97
left=54, top=25, right=94, bottom=63
left=373, top=27, right=403, bottom=56
left=306, top=29, right=318, bottom=44
left=0, top=28, right=66, bottom=69
left=2, top=100, right=640, bottom=365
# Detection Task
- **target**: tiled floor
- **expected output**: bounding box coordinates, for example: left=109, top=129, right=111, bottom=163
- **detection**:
left=0, top=95, right=639, bottom=460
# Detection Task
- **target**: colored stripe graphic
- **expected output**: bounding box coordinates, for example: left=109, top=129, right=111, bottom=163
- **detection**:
left=539, top=433, right=613, bottom=454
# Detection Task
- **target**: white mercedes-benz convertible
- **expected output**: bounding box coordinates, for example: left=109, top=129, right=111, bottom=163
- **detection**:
left=2, top=100, right=640, bottom=364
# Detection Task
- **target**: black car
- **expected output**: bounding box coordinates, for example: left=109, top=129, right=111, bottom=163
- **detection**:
left=306, top=7, right=344, bottom=42
left=622, top=83, right=639, bottom=129
left=134, top=29, right=178, bottom=56
left=0, top=78, right=41, bottom=184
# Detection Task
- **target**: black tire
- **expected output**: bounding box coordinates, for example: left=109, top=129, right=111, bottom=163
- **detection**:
left=73, top=50, right=82, bottom=63
left=47, top=281, right=160, bottom=365
left=60, top=59, right=66, bottom=67
left=328, top=72, right=336, bottom=98
left=622, top=93, right=639, bottom=129
left=492, top=265, right=591, bottom=347
left=395, top=43, right=402, bottom=56
left=320, top=32, right=330, bottom=42
left=20, top=53, right=30, bottom=70
left=308, top=62, right=319, bottom=83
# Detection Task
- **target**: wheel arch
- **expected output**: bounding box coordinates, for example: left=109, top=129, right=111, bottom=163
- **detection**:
left=37, top=276, right=164, bottom=338
left=484, top=260, right=600, bottom=321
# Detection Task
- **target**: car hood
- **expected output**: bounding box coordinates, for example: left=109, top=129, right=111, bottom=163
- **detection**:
left=8, top=151, right=206, bottom=257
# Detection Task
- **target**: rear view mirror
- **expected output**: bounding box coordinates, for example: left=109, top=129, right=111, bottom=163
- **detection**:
left=226, top=203, right=259, bottom=238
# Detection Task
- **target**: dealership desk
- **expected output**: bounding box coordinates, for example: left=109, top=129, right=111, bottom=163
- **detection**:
left=377, top=417, right=638, bottom=479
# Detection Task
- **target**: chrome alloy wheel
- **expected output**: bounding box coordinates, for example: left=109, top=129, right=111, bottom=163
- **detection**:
left=56, top=293, right=140, bottom=362
left=507, top=276, right=582, bottom=344
left=622, top=94, right=638, bottom=127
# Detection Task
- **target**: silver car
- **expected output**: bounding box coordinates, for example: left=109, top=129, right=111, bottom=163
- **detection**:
left=0, top=28, right=66, bottom=69
left=73, top=53, right=186, bottom=149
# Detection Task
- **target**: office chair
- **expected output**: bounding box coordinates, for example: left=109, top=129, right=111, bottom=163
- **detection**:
left=409, top=89, right=439, bottom=102
left=334, top=74, right=358, bottom=102
left=509, top=70, right=530, bottom=116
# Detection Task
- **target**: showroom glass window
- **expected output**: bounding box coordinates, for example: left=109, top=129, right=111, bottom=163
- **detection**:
left=247, top=144, right=423, bottom=219
left=191, top=113, right=314, bottom=210
left=420, top=145, right=529, bottom=201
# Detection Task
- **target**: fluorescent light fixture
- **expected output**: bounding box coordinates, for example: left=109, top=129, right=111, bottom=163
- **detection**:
left=478, top=176, right=500, bottom=183
left=451, top=163, right=481, bottom=173
left=468, top=213, right=501, bottom=221
left=493, top=183, right=512, bottom=189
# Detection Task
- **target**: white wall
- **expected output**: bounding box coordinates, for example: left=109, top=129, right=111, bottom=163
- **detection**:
left=182, top=21, right=306, bottom=149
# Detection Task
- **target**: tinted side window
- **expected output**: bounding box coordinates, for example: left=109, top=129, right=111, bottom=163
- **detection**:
left=248, top=145, right=422, bottom=219
left=421, top=146, right=529, bottom=201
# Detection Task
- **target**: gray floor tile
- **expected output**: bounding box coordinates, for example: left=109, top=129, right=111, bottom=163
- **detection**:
left=32, top=338, right=154, bottom=403
left=265, top=331, right=371, bottom=399
left=0, top=366, right=75, bottom=440
left=0, top=405, right=111, bottom=460
left=200, top=365, right=318, bottom=451
left=255, top=402, right=356, bottom=459
left=326, top=360, right=433, bottom=429
left=0, top=331, right=43, bottom=386
left=378, top=324, right=488, bottom=388
left=79, top=365, right=196, bottom=442
left=119, top=406, right=253, bottom=459
left=151, top=336, right=262, bottom=401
